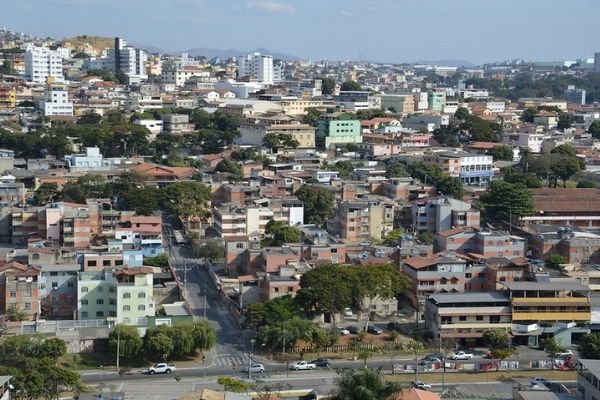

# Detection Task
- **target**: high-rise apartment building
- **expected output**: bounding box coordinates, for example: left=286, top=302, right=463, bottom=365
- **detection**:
left=237, top=52, right=274, bottom=84
left=108, top=37, right=148, bottom=80
left=565, top=85, right=586, bottom=105
left=24, top=46, right=65, bottom=83
left=595, top=52, right=600, bottom=73
left=39, top=84, right=73, bottom=117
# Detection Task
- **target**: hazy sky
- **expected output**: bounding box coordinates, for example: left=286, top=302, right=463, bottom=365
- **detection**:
left=5, top=0, right=600, bottom=64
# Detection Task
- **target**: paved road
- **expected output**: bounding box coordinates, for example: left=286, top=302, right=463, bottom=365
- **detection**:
left=162, top=215, right=250, bottom=370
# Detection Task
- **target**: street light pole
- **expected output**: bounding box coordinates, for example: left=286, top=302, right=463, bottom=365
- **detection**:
left=203, top=280, right=207, bottom=320
left=183, top=262, right=187, bottom=300
left=116, top=326, right=120, bottom=373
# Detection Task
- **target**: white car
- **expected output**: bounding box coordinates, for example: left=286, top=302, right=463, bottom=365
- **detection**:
left=411, top=381, right=432, bottom=390
left=450, top=351, right=473, bottom=360
left=531, top=377, right=551, bottom=385
left=243, top=363, right=265, bottom=373
left=343, top=308, right=353, bottom=317
left=290, top=361, right=317, bottom=371
left=339, top=328, right=350, bottom=336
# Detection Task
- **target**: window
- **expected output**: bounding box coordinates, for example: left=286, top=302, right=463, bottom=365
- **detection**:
left=96, top=299, right=104, bottom=305
left=96, top=311, right=104, bottom=317
left=459, top=316, right=467, bottom=321
left=123, top=292, right=131, bottom=299
left=123, top=318, right=130, bottom=324
left=138, top=305, right=145, bottom=311
left=49, top=271, right=58, bottom=276
left=287, top=287, right=294, bottom=292
left=499, top=277, right=506, bottom=282
left=81, top=311, right=88, bottom=318
left=24, top=303, right=31, bottom=310
left=103, top=260, right=111, bottom=266
left=476, top=315, right=484, bottom=321
left=465, top=273, right=472, bottom=278
left=236, top=243, right=244, bottom=249
left=109, top=287, right=116, bottom=293
left=67, top=281, right=74, bottom=287
left=273, top=287, right=279, bottom=293
left=98, top=286, right=104, bottom=292
left=138, top=292, right=145, bottom=298
left=81, top=299, right=88, bottom=305
left=115, top=260, right=124, bottom=266
left=88, top=260, right=97, bottom=267
left=109, top=311, right=117, bottom=317
left=9, top=290, right=16, bottom=298
left=123, top=305, right=130, bottom=311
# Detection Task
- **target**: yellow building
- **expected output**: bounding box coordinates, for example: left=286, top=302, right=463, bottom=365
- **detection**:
left=0, top=86, right=16, bottom=109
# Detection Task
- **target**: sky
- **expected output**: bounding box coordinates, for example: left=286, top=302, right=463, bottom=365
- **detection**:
left=4, top=0, right=600, bottom=64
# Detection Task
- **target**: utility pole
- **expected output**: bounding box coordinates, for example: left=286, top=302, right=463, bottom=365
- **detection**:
left=116, top=327, right=121, bottom=373
left=203, top=280, right=207, bottom=319
left=183, top=262, right=187, bottom=300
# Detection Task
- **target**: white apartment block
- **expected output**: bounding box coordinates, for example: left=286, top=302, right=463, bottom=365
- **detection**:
left=238, top=52, right=274, bottom=84
left=161, top=66, right=211, bottom=87
left=39, top=84, right=73, bottom=117
left=25, top=46, right=65, bottom=83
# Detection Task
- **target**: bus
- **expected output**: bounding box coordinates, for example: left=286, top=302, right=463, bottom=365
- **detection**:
left=173, top=230, right=186, bottom=245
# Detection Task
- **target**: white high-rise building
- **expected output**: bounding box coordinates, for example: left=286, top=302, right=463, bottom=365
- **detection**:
left=237, top=52, right=274, bottom=84
left=39, top=84, right=73, bottom=117
left=595, top=52, right=600, bottom=74
left=107, top=38, right=148, bottom=80
left=24, top=46, right=65, bottom=83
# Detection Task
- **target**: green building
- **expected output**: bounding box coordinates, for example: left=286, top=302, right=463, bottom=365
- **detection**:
left=316, top=113, right=362, bottom=149
left=77, top=267, right=155, bottom=325
left=428, top=91, right=446, bottom=111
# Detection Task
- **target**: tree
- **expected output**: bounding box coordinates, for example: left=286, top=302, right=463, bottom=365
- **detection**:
left=551, top=144, right=577, bottom=157
left=541, top=337, right=565, bottom=369
left=577, top=179, right=597, bottom=188
left=545, top=254, right=567, bottom=269
left=321, top=77, right=336, bottom=95
left=332, top=367, right=402, bottom=400
left=7, top=307, right=27, bottom=322
left=122, top=186, right=161, bottom=215
left=589, top=120, right=600, bottom=139
left=579, top=333, right=600, bottom=359
left=39, top=337, right=68, bottom=359
left=161, top=182, right=212, bottom=225
left=382, top=229, right=406, bottom=245
left=385, top=161, right=408, bottom=178
left=295, top=264, right=354, bottom=322
left=109, top=324, right=143, bottom=358
left=265, top=220, right=301, bottom=245
left=244, top=295, right=300, bottom=328
left=350, top=264, right=410, bottom=331
left=171, top=326, right=195, bottom=358
left=483, top=330, right=510, bottom=349
left=487, top=146, right=513, bottom=161
left=190, top=109, right=213, bottom=130
left=551, top=157, right=584, bottom=187
left=33, top=183, right=61, bottom=205
left=435, top=175, right=464, bottom=199
left=218, top=376, right=249, bottom=392
left=215, top=159, right=243, bottom=181
left=256, top=316, right=324, bottom=352
left=295, top=185, right=335, bottom=226
left=332, top=160, right=354, bottom=180
left=454, top=107, right=470, bottom=120
left=262, top=133, right=299, bottom=152
left=480, top=181, right=534, bottom=221
left=489, top=348, right=516, bottom=370
left=340, top=80, right=362, bottom=92
left=197, top=241, right=225, bottom=263
left=417, top=233, right=435, bottom=245
left=144, top=253, right=169, bottom=268
left=213, top=111, right=242, bottom=131
left=145, top=327, right=175, bottom=359
left=557, top=112, right=572, bottom=129
left=190, top=321, right=217, bottom=352
left=78, top=113, right=102, bottom=125
left=521, top=107, right=538, bottom=123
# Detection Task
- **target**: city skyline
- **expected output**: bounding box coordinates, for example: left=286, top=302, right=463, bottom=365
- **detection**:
left=5, top=0, right=600, bottom=64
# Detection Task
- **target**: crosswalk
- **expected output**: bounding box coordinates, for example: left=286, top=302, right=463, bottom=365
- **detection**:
left=170, top=256, right=200, bottom=264
left=213, top=354, right=250, bottom=369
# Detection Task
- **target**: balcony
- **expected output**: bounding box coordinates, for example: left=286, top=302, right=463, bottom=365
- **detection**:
left=512, top=311, right=591, bottom=321
left=441, top=322, right=511, bottom=330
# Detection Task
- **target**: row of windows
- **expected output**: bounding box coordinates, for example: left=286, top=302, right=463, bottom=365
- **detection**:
left=80, top=287, right=146, bottom=298
left=80, top=300, right=149, bottom=311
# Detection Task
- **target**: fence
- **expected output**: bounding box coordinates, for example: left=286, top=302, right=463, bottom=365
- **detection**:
left=291, top=341, right=403, bottom=354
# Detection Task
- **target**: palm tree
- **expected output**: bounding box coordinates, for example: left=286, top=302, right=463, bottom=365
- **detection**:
left=332, top=367, right=402, bottom=400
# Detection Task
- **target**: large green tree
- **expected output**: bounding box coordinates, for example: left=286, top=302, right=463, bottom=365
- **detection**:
left=479, top=181, right=534, bottom=221
left=487, top=146, right=513, bottom=161
left=295, top=185, right=335, bottom=226
left=161, top=181, right=212, bottom=224
left=109, top=324, right=143, bottom=358
left=333, top=367, right=402, bottom=400
left=385, top=161, right=408, bottom=178
left=589, top=120, right=600, bottom=139
left=321, top=77, right=336, bottom=95
left=265, top=220, right=301, bottom=245
left=579, top=333, right=600, bottom=359
left=340, top=80, right=362, bottom=91
left=551, top=157, right=584, bottom=187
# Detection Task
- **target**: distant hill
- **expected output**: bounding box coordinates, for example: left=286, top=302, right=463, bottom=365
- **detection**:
left=62, top=35, right=113, bottom=52
left=130, top=42, right=165, bottom=55
left=415, top=59, right=476, bottom=68
left=181, top=47, right=299, bottom=61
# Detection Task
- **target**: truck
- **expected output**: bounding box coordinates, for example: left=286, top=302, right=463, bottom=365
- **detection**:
left=450, top=351, right=474, bottom=360
left=290, top=360, right=317, bottom=371
left=147, top=363, right=176, bottom=374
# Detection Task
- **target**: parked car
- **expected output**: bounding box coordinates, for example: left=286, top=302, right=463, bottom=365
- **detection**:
left=557, top=350, right=573, bottom=358
left=243, top=363, right=265, bottom=373
left=146, top=363, right=176, bottom=374
left=346, top=326, right=359, bottom=334
left=419, top=356, right=441, bottom=364
left=339, top=328, right=350, bottom=336
left=367, top=326, right=383, bottom=335
left=411, top=381, right=432, bottom=390
left=450, top=351, right=473, bottom=360
left=290, top=361, right=317, bottom=371
left=310, top=358, right=331, bottom=367
left=531, top=377, right=551, bottom=385
left=343, top=308, right=354, bottom=317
